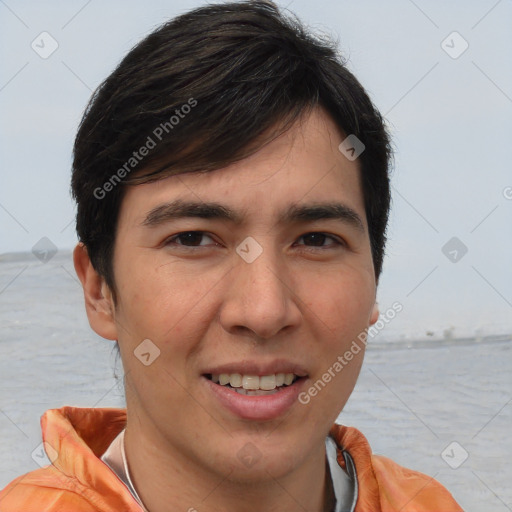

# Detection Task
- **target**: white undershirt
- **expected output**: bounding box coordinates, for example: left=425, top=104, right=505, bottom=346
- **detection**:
left=101, top=429, right=357, bottom=512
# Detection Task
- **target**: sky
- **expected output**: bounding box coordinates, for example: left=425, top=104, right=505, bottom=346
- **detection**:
left=0, top=0, right=511, bottom=340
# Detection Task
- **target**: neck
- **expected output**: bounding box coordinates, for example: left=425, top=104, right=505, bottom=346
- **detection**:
left=123, top=413, right=332, bottom=512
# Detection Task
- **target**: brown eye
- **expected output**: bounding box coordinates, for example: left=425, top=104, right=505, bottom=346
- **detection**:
left=166, top=231, right=215, bottom=247
left=297, top=232, right=342, bottom=248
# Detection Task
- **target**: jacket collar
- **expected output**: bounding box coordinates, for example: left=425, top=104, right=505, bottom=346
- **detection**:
left=42, top=406, right=141, bottom=511
left=42, top=407, right=378, bottom=510
left=329, top=423, right=380, bottom=510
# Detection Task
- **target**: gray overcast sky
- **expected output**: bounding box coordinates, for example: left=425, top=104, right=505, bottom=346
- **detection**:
left=0, top=0, right=511, bottom=340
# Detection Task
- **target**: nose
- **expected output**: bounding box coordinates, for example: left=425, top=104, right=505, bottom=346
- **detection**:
left=218, top=246, right=302, bottom=340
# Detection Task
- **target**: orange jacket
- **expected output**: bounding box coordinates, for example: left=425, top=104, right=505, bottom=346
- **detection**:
left=0, top=406, right=462, bottom=511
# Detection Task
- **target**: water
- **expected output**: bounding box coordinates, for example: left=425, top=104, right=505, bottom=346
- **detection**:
left=1, top=252, right=511, bottom=511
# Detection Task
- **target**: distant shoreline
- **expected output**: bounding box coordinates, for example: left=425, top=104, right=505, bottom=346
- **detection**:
left=0, top=249, right=74, bottom=263
left=367, top=332, right=512, bottom=350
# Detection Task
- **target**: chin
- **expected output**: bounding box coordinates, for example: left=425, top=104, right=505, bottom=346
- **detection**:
left=206, top=436, right=305, bottom=483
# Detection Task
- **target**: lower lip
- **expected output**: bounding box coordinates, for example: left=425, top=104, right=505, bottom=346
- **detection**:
left=203, top=376, right=306, bottom=421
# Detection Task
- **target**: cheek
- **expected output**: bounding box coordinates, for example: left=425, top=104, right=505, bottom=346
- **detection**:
left=302, top=270, right=373, bottom=415
left=115, top=259, right=219, bottom=346
left=303, top=269, right=375, bottom=339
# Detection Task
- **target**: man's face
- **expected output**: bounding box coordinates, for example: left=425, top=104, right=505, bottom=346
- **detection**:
left=108, top=107, right=378, bottom=480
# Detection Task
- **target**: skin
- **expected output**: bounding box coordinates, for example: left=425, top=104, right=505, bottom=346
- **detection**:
left=74, top=106, right=379, bottom=512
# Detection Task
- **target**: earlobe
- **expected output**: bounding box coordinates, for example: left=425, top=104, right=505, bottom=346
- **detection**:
left=369, top=302, right=380, bottom=325
left=73, top=243, right=118, bottom=341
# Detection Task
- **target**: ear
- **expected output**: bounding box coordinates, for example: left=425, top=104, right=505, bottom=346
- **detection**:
left=369, top=302, right=380, bottom=325
left=73, top=243, right=118, bottom=341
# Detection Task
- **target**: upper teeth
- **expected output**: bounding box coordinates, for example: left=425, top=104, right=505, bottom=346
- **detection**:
left=211, top=373, right=296, bottom=390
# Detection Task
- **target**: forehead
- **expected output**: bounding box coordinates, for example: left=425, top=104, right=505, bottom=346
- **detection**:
left=119, top=107, right=366, bottom=228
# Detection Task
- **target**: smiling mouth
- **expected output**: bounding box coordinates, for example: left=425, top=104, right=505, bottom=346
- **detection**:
left=204, top=373, right=302, bottom=396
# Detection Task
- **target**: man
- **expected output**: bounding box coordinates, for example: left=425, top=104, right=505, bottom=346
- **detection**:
left=0, top=1, right=462, bottom=511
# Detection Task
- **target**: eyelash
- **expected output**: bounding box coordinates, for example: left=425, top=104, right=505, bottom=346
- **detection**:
left=164, top=231, right=345, bottom=250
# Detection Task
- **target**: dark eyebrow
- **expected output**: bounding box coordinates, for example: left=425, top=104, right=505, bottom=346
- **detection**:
left=142, top=199, right=365, bottom=232
left=282, top=202, right=365, bottom=232
left=142, top=200, right=244, bottom=226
